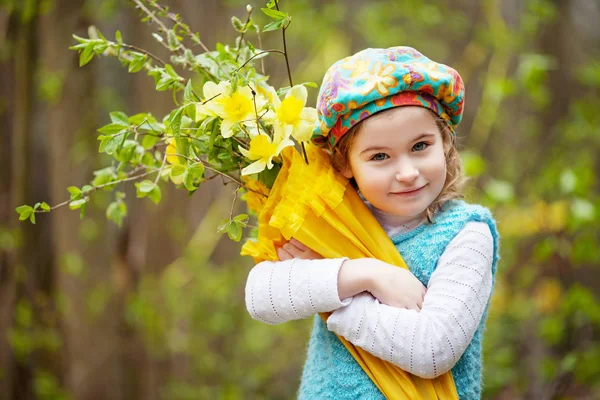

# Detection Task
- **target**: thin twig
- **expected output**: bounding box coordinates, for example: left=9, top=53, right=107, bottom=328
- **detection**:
left=40, top=167, right=161, bottom=213
left=248, top=83, right=262, bottom=137
left=235, top=8, right=253, bottom=62
left=235, top=49, right=286, bottom=73
left=154, top=152, right=168, bottom=184
left=150, top=1, right=211, bottom=53
left=229, top=188, right=240, bottom=220
left=170, top=153, right=247, bottom=190
left=121, top=43, right=166, bottom=66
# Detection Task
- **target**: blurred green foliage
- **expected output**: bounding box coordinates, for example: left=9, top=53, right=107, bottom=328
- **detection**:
left=3, top=0, right=599, bottom=398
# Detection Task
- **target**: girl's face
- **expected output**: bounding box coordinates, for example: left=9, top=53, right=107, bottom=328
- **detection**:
left=342, top=106, right=447, bottom=221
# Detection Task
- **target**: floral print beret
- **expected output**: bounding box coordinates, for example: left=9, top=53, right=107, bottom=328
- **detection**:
left=311, top=46, right=465, bottom=148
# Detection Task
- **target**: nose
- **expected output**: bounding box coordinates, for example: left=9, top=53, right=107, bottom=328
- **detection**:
left=395, top=160, right=419, bottom=183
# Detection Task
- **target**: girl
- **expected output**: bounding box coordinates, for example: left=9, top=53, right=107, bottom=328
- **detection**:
left=245, top=47, right=500, bottom=400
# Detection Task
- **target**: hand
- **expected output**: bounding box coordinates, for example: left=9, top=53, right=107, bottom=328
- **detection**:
left=337, top=259, right=426, bottom=311
left=276, top=238, right=324, bottom=261
left=366, top=259, right=427, bottom=311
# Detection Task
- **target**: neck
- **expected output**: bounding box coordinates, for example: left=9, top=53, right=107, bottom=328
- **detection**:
left=367, top=204, right=426, bottom=234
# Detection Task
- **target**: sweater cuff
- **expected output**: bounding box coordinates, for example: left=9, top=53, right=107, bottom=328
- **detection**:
left=291, top=257, right=352, bottom=313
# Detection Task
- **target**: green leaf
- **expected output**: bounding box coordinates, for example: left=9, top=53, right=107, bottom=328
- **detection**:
left=233, top=213, right=249, bottom=226
left=301, top=81, right=318, bottom=88
left=67, top=186, right=82, bottom=200
left=109, top=111, right=129, bottom=126
left=40, top=202, right=50, bottom=211
left=92, top=166, right=117, bottom=187
left=266, top=0, right=276, bottom=8
left=115, top=30, right=123, bottom=44
left=29, top=213, right=36, bottom=224
left=169, top=107, right=185, bottom=136
left=188, top=162, right=205, bottom=178
left=147, top=186, right=161, bottom=204
left=98, top=123, right=127, bottom=135
left=263, top=19, right=285, bottom=32
left=106, top=200, right=127, bottom=227
left=69, top=199, right=87, bottom=210
left=136, top=180, right=156, bottom=194
left=16, top=205, right=34, bottom=221
left=79, top=202, right=87, bottom=220
left=261, top=8, right=287, bottom=20
left=217, top=219, right=230, bottom=234
left=183, top=170, right=197, bottom=192
left=79, top=43, right=95, bottom=66
left=142, top=134, right=160, bottom=149
left=33, top=202, right=41, bottom=211
left=99, top=135, right=122, bottom=155
left=170, top=164, right=186, bottom=177
left=128, top=54, right=147, bottom=73
left=227, top=220, right=243, bottom=242
left=164, top=64, right=179, bottom=78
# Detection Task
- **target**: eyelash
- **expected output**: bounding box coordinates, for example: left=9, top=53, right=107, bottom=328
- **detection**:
left=369, top=142, right=430, bottom=161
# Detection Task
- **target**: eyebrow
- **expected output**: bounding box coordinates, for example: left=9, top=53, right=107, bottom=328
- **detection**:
left=359, top=132, right=437, bottom=155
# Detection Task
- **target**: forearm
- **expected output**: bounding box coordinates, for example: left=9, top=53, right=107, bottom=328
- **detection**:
left=337, top=259, right=372, bottom=300
left=245, top=258, right=351, bottom=325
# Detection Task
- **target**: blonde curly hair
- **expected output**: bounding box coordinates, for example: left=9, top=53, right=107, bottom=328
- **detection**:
left=330, top=109, right=466, bottom=223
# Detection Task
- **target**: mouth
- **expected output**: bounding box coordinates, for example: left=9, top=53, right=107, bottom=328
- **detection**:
left=390, top=185, right=426, bottom=196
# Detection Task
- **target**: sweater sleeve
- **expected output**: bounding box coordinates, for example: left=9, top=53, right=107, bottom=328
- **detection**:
left=245, top=257, right=351, bottom=325
left=326, top=221, right=494, bottom=379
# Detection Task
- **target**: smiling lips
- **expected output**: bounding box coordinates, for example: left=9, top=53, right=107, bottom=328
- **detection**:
left=390, top=185, right=426, bottom=196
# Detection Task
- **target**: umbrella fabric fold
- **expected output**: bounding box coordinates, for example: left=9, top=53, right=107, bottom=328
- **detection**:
left=242, top=146, right=458, bottom=400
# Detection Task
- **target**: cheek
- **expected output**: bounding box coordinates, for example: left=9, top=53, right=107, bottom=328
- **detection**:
left=352, top=164, right=389, bottom=195
left=421, top=148, right=447, bottom=182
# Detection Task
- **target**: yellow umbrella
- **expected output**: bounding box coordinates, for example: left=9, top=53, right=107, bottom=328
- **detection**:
left=242, top=145, right=458, bottom=400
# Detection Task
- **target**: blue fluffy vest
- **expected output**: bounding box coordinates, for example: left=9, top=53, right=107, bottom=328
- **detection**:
left=297, top=200, right=500, bottom=399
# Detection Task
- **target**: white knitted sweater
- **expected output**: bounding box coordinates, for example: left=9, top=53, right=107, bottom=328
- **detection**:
left=245, top=216, right=493, bottom=379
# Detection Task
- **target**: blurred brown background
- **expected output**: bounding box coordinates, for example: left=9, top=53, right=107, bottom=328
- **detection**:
left=1, top=0, right=599, bottom=399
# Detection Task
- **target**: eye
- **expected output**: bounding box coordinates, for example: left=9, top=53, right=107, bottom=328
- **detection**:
left=412, top=142, right=429, bottom=152
left=370, top=152, right=389, bottom=161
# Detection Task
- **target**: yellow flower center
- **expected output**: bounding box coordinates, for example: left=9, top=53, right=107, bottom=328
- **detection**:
left=223, top=92, right=253, bottom=120
left=277, top=96, right=303, bottom=124
left=249, top=135, right=277, bottom=160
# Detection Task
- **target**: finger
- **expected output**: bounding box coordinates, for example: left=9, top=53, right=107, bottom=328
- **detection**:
left=277, top=247, right=293, bottom=261
left=283, top=243, right=303, bottom=257
left=290, top=238, right=309, bottom=251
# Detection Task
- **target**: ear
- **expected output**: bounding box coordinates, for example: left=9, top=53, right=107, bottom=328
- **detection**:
left=341, top=165, right=354, bottom=179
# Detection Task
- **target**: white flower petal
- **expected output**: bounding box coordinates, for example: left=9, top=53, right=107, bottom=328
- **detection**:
left=239, top=145, right=250, bottom=158
left=267, top=86, right=281, bottom=107
left=291, top=120, right=315, bottom=142
left=238, top=86, right=254, bottom=100
left=203, top=81, right=220, bottom=99
left=287, top=85, right=307, bottom=105
left=241, top=159, right=267, bottom=176
left=275, top=138, right=295, bottom=154
left=300, top=107, right=318, bottom=122
left=220, top=118, right=235, bottom=138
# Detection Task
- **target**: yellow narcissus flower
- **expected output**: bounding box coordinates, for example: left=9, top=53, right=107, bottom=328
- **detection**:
left=202, top=81, right=261, bottom=138
left=268, top=85, right=318, bottom=142
left=242, top=177, right=271, bottom=214
left=239, top=129, right=294, bottom=175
